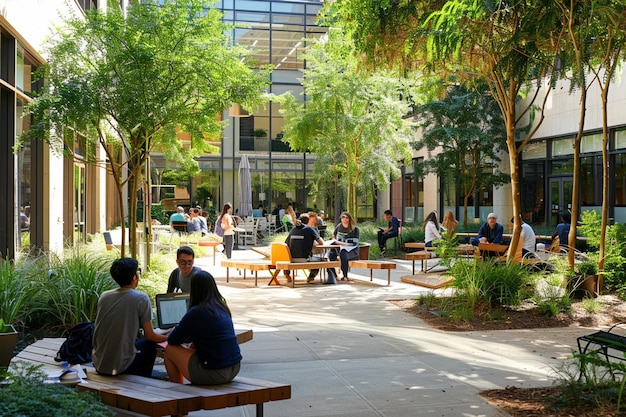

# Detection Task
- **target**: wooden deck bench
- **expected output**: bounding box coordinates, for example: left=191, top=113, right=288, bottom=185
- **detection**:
left=221, top=259, right=272, bottom=286
left=348, top=260, right=396, bottom=285
left=11, top=332, right=290, bottom=417
left=275, top=260, right=341, bottom=287
left=577, top=323, right=626, bottom=377
left=406, top=251, right=437, bottom=274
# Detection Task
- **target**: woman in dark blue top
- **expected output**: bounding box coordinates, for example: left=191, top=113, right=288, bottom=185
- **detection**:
left=164, top=271, right=241, bottom=385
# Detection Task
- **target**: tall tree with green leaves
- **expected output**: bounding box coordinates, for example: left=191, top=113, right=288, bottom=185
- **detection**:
left=22, top=0, right=268, bottom=259
left=325, top=0, right=564, bottom=259
left=416, top=82, right=509, bottom=227
left=274, top=29, right=414, bottom=219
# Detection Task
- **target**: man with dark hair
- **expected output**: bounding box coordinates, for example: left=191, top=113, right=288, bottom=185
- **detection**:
left=167, top=246, right=201, bottom=293
left=92, top=258, right=169, bottom=377
left=377, top=209, right=400, bottom=254
left=285, top=213, right=324, bottom=283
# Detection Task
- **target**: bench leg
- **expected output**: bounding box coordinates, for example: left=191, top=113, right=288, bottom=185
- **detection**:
left=370, top=269, right=373, bottom=282
left=226, top=267, right=230, bottom=283
left=387, top=270, right=391, bottom=286
left=412, top=259, right=415, bottom=275
left=256, top=403, right=264, bottom=417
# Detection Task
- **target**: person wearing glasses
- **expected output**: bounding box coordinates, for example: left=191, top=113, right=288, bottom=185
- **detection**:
left=92, top=258, right=170, bottom=377
left=167, top=246, right=201, bottom=293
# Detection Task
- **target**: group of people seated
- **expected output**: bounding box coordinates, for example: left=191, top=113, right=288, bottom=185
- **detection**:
left=93, top=248, right=241, bottom=386
left=169, top=205, right=210, bottom=235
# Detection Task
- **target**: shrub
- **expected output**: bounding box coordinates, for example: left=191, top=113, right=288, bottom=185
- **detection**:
left=0, top=361, right=113, bottom=417
left=449, top=258, right=531, bottom=309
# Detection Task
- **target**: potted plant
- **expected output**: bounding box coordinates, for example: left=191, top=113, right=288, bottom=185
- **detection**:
left=0, top=258, right=32, bottom=369
left=574, top=259, right=599, bottom=297
left=0, top=318, right=17, bottom=370
left=358, top=242, right=371, bottom=260
left=253, top=128, right=269, bottom=151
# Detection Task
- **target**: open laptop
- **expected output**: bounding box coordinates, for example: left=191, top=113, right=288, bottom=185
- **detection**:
left=155, top=293, right=189, bottom=329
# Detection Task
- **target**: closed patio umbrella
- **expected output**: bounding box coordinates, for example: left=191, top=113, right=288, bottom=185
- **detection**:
left=238, top=155, right=253, bottom=218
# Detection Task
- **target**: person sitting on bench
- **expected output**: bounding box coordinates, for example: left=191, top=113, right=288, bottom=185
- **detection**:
left=377, top=209, right=400, bottom=255
left=92, top=258, right=169, bottom=377
left=284, top=213, right=324, bottom=283
left=164, top=271, right=241, bottom=385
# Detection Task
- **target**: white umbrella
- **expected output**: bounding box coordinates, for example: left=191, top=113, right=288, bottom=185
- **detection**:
left=238, top=155, right=253, bottom=218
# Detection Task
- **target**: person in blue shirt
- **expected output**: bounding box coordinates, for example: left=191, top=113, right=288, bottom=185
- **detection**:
left=377, top=210, right=400, bottom=255
left=552, top=212, right=571, bottom=247
left=470, top=212, right=504, bottom=246
left=164, top=271, right=241, bottom=385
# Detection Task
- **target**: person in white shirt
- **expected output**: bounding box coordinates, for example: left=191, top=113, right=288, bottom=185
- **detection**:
left=511, top=216, right=536, bottom=255
left=422, top=211, right=442, bottom=247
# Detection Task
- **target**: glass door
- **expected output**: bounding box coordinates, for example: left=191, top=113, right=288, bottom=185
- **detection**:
left=549, top=177, right=573, bottom=228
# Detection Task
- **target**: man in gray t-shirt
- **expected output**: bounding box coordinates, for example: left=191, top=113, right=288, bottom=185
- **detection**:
left=92, top=258, right=169, bottom=377
left=167, top=245, right=200, bottom=293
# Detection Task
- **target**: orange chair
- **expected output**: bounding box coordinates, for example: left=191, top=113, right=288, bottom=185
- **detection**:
left=268, top=242, right=292, bottom=285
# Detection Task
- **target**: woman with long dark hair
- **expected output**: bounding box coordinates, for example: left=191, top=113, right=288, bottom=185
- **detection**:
left=217, top=203, right=236, bottom=259
left=164, top=271, right=241, bottom=384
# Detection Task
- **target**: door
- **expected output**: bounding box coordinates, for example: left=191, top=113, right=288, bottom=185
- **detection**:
left=549, top=177, right=573, bottom=228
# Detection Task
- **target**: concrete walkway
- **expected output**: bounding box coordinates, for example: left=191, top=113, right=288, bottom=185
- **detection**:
left=178, top=249, right=591, bottom=417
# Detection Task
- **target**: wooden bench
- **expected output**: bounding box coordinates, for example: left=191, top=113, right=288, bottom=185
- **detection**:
left=406, top=251, right=437, bottom=274
left=348, top=260, right=396, bottom=285
left=275, top=260, right=341, bottom=287
left=221, top=259, right=272, bottom=286
left=198, top=239, right=221, bottom=266
left=11, top=332, right=290, bottom=417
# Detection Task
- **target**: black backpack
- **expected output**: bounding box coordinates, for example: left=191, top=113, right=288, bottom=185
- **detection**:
left=55, top=321, right=94, bottom=365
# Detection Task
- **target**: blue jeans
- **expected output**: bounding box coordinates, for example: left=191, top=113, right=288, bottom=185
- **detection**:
left=328, top=247, right=359, bottom=278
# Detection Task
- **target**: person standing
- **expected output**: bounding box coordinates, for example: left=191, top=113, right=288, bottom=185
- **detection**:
left=92, top=258, right=169, bottom=377
left=217, top=203, right=236, bottom=259
left=377, top=209, right=400, bottom=255
left=167, top=246, right=201, bottom=293
left=164, top=271, right=241, bottom=385
left=327, top=212, right=360, bottom=283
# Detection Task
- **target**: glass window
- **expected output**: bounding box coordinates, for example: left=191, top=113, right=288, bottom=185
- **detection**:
left=235, top=11, right=270, bottom=23
left=521, top=161, right=545, bottom=225
left=581, top=156, right=602, bottom=206
left=17, top=99, right=31, bottom=248
left=236, top=0, right=270, bottom=12
left=616, top=130, right=626, bottom=149
left=581, top=133, right=603, bottom=153
left=272, top=14, right=304, bottom=25
left=551, top=159, right=574, bottom=175
left=271, top=31, right=305, bottom=69
left=615, top=153, right=626, bottom=206
left=272, top=2, right=305, bottom=13
left=552, top=137, right=574, bottom=157
left=521, top=141, right=546, bottom=160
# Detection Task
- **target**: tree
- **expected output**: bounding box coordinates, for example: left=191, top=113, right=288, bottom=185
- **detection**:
left=325, top=0, right=564, bottom=260
left=23, top=0, right=268, bottom=259
left=415, top=82, right=509, bottom=227
left=274, top=29, right=414, bottom=219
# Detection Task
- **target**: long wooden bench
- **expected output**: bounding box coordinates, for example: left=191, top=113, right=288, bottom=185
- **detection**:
left=10, top=331, right=291, bottom=417
left=406, top=251, right=436, bottom=274
left=221, top=259, right=272, bottom=286
left=348, top=260, right=396, bottom=285
left=275, top=260, right=341, bottom=287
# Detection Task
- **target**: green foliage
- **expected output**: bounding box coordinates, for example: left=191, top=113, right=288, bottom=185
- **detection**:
left=34, top=249, right=116, bottom=329
left=274, top=28, right=414, bottom=219
left=0, top=257, right=37, bottom=328
left=137, top=252, right=176, bottom=301
left=449, top=258, right=530, bottom=309
left=579, top=210, right=626, bottom=295
left=23, top=0, right=269, bottom=258
left=1, top=361, right=113, bottom=417
left=151, top=204, right=167, bottom=225
left=581, top=297, right=601, bottom=314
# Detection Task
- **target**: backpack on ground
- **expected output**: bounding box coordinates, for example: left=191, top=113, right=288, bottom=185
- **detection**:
left=214, top=215, right=225, bottom=237
left=55, top=321, right=94, bottom=365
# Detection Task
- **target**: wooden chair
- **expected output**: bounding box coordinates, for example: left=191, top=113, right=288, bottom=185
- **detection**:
left=170, top=221, right=189, bottom=245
